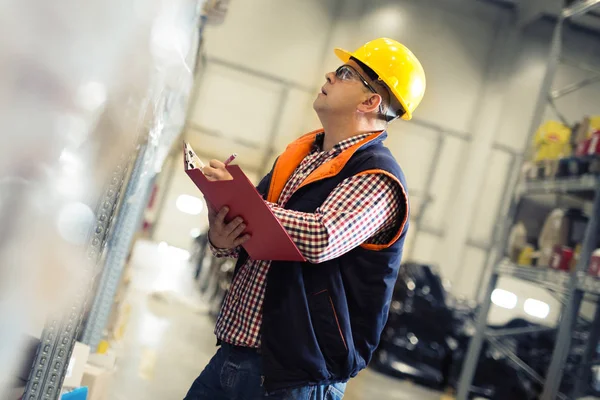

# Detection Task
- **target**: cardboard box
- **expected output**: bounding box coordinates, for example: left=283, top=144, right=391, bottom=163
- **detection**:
left=88, top=350, right=117, bottom=370
left=81, top=364, right=113, bottom=400
left=62, top=342, right=91, bottom=389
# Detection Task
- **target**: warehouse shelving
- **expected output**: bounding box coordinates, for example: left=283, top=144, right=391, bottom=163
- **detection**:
left=523, top=174, right=600, bottom=197
left=19, top=5, right=206, bottom=399
left=80, top=143, right=153, bottom=349
left=496, top=261, right=600, bottom=297
left=22, top=154, right=133, bottom=400
left=579, top=274, right=600, bottom=295
left=496, top=262, right=571, bottom=293
left=456, top=1, right=600, bottom=399
left=458, top=177, right=600, bottom=400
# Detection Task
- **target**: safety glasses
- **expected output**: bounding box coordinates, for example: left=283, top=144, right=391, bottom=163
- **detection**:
left=335, top=65, right=378, bottom=95
left=336, top=64, right=387, bottom=116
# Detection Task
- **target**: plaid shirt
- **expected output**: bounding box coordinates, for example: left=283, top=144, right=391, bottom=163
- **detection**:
left=212, top=133, right=404, bottom=348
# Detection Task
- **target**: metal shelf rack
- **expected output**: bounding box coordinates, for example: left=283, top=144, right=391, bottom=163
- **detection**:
left=22, top=153, right=133, bottom=400
left=496, top=260, right=600, bottom=297
left=20, top=4, right=206, bottom=399
left=456, top=1, right=600, bottom=399
left=496, top=262, right=571, bottom=294
left=523, top=174, right=600, bottom=197
left=458, top=179, right=600, bottom=400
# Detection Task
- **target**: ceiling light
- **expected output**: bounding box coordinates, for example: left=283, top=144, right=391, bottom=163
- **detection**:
left=176, top=194, right=203, bottom=215
left=76, top=81, right=107, bottom=111
left=56, top=202, right=95, bottom=245
left=491, top=288, right=517, bottom=309
left=524, top=298, right=550, bottom=319
left=190, top=228, right=201, bottom=238
left=167, top=246, right=190, bottom=261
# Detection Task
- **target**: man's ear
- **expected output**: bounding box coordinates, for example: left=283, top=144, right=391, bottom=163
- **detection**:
left=357, top=93, right=382, bottom=114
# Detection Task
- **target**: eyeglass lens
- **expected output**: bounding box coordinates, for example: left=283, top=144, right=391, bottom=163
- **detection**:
left=335, top=66, right=355, bottom=80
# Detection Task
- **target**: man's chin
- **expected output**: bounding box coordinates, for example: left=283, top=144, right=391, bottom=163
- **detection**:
left=312, top=100, right=320, bottom=112
left=313, top=96, right=327, bottom=109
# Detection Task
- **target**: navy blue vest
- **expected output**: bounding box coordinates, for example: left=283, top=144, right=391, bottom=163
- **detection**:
left=233, top=131, right=409, bottom=392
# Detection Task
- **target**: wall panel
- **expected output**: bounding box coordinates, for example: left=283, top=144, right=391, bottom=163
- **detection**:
left=386, top=123, right=439, bottom=195
left=189, top=64, right=282, bottom=147
left=468, top=149, right=513, bottom=244
left=451, top=246, right=487, bottom=299
left=422, top=135, right=467, bottom=230
left=203, top=0, right=338, bottom=85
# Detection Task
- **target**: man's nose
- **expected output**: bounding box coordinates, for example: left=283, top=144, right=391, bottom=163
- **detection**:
left=325, top=71, right=335, bottom=84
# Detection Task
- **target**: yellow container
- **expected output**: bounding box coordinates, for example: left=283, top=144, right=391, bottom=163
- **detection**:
left=96, top=340, right=110, bottom=355
left=518, top=245, right=535, bottom=266
left=533, top=121, right=572, bottom=162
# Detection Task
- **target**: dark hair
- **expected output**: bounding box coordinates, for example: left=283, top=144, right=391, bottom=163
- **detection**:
left=350, top=57, right=379, bottom=82
left=350, top=57, right=405, bottom=121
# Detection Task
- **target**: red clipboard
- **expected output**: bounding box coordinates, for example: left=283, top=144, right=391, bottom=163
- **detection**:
left=184, top=145, right=306, bottom=262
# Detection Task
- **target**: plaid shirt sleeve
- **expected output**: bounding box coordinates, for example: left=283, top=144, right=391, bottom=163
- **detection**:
left=267, top=173, right=403, bottom=263
left=208, top=237, right=240, bottom=259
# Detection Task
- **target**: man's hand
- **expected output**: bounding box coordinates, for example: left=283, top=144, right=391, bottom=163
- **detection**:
left=203, top=159, right=233, bottom=181
left=207, top=203, right=250, bottom=250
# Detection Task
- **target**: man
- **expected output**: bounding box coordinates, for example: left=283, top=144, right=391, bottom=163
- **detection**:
left=185, top=38, right=426, bottom=400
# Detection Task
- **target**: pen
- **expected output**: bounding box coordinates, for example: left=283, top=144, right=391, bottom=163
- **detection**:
left=223, top=153, right=237, bottom=166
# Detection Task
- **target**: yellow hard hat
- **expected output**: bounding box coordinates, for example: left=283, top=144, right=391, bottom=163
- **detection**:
left=335, top=38, right=426, bottom=121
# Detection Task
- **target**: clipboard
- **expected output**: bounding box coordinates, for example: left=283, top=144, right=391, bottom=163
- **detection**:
left=183, top=143, right=306, bottom=262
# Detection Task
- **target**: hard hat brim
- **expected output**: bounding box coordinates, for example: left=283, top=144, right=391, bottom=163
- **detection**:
left=334, top=47, right=412, bottom=121
left=334, top=48, right=352, bottom=63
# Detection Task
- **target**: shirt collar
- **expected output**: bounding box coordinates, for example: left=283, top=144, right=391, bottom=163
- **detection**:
left=312, top=132, right=373, bottom=154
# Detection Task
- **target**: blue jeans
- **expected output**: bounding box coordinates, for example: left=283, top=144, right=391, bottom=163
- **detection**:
left=184, top=343, right=346, bottom=400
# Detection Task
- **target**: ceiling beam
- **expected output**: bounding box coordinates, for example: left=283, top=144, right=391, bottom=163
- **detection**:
left=185, top=122, right=263, bottom=150
left=561, top=57, right=600, bottom=76
left=517, top=0, right=563, bottom=27
left=563, top=0, right=600, bottom=18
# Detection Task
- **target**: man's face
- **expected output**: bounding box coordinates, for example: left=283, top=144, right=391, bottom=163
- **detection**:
left=313, top=59, right=375, bottom=117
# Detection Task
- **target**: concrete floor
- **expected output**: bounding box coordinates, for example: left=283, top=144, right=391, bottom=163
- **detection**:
left=107, top=240, right=444, bottom=400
